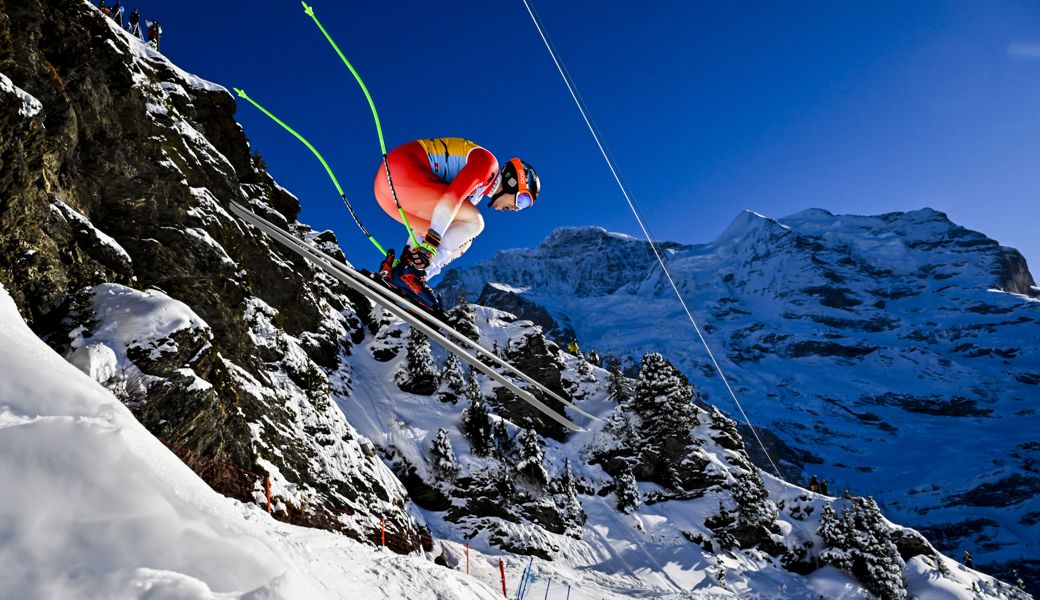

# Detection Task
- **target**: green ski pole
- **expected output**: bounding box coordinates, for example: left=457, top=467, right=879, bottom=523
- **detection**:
left=301, top=1, right=420, bottom=251
left=233, top=87, right=387, bottom=257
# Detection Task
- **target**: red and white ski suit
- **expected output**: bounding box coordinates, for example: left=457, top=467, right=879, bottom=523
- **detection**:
left=373, top=138, right=498, bottom=276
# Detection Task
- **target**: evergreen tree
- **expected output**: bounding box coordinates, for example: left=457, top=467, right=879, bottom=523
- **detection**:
left=553, top=458, right=586, bottom=528
left=818, top=504, right=855, bottom=571
left=633, top=353, right=698, bottom=440
left=856, top=497, right=906, bottom=600
left=817, top=498, right=907, bottom=600
left=615, top=463, right=641, bottom=514
left=732, top=467, right=779, bottom=533
left=430, top=428, right=458, bottom=479
left=394, top=326, right=438, bottom=394
left=492, top=419, right=513, bottom=455
left=515, top=428, right=549, bottom=485
left=446, top=295, right=480, bottom=342
left=630, top=353, right=699, bottom=488
left=462, top=369, right=494, bottom=456
left=436, top=353, right=466, bottom=404
left=607, top=363, right=629, bottom=405
left=558, top=458, right=578, bottom=501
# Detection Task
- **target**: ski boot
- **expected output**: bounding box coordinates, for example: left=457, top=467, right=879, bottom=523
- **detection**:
left=381, top=245, right=444, bottom=317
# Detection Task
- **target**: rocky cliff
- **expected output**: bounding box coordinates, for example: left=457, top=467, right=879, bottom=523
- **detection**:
left=0, top=0, right=416, bottom=542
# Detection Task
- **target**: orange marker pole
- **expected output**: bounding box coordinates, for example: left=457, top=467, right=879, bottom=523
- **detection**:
left=265, top=476, right=271, bottom=513
left=381, top=516, right=386, bottom=547
left=499, top=559, right=507, bottom=597
left=466, top=544, right=470, bottom=575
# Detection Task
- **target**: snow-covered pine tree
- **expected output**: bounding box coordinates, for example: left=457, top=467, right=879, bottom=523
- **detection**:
left=436, top=353, right=466, bottom=404
left=394, top=326, right=438, bottom=394
left=817, top=498, right=907, bottom=600
left=818, top=504, right=855, bottom=572
left=630, top=353, right=699, bottom=488
left=615, top=463, right=641, bottom=514
left=553, top=458, right=586, bottom=530
left=446, top=294, right=480, bottom=342
left=515, top=427, right=549, bottom=486
left=462, top=369, right=494, bottom=456
left=732, top=467, right=779, bottom=534
left=607, top=363, right=629, bottom=405
left=492, top=419, right=513, bottom=455
left=430, top=428, right=458, bottom=479
left=855, top=497, right=907, bottom=600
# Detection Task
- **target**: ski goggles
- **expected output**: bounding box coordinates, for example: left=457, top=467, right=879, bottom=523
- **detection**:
left=509, top=158, right=535, bottom=210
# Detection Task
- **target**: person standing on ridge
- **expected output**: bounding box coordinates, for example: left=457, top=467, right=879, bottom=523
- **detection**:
left=110, top=0, right=123, bottom=25
left=128, top=8, right=141, bottom=38
left=97, top=0, right=110, bottom=15
left=147, top=20, right=161, bottom=51
left=373, top=137, right=540, bottom=311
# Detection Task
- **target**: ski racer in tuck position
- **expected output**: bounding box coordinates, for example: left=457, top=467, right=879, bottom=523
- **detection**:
left=373, top=137, right=540, bottom=312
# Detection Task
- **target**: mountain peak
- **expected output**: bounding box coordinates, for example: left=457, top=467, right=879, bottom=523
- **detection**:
left=540, top=226, right=643, bottom=250
left=710, top=209, right=792, bottom=246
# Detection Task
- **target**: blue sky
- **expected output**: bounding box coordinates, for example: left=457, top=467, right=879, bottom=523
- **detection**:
left=129, top=1, right=1040, bottom=276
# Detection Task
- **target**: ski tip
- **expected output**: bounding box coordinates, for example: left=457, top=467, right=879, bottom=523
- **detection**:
left=301, top=1, right=314, bottom=16
left=233, top=87, right=247, bottom=98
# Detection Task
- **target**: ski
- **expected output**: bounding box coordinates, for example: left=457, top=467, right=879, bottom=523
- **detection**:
left=228, top=201, right=599, bottom=423
left=229, top=201, right=589, bottom=433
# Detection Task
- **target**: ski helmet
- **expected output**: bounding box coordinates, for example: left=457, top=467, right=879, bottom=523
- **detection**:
left=495, top=158, right=540, bottom=209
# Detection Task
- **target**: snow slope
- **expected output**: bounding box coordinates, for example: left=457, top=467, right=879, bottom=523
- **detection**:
left=0, top=282, right=501, bottom=600
left=336, top=304, right=1030, bottom=599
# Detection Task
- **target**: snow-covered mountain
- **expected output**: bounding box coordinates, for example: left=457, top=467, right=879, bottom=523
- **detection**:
left=1, top=0, right=1035, bottom=598
left=437, top=210, right=1040, bottom=588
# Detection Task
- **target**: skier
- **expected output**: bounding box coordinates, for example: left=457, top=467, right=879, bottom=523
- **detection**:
left=567, top=339, right=581, bottom=355
left=110, top=0, right=123, bottom=25
left=146, top=20, right=161, bottom=51
left=374, top=137, right=540, bottom=311
left=128, top=8, right=141, bottom=38
left=809, top=475, right=820, bottom=493
left=97, top=0, right=110, bottom=15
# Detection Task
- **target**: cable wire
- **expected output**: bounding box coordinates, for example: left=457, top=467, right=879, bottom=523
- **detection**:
left=520, top=0, right=784, bottom=480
